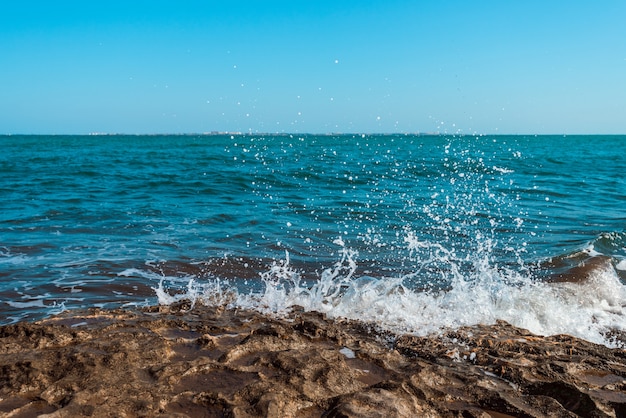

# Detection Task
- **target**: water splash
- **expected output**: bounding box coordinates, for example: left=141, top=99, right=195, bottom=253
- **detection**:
left=156, top=233, right=626, bottom=348
left=153, top=136, right=626, bottom=348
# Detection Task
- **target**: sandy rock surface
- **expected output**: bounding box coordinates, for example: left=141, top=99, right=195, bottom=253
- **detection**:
left=1, top=303, right=625, bottom=417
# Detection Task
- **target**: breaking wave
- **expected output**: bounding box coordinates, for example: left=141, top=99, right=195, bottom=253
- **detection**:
left=155, top=233, right=626, bottom=348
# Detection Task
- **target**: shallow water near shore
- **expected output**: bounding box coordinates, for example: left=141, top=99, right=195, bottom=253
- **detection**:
left=1, top=134, right=625, bottom=346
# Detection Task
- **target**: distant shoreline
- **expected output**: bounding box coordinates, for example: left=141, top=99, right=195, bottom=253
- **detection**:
left=2, top=132, right=625, bottom=137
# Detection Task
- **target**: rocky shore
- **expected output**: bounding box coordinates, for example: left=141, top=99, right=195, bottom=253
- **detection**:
left=1, top=303, right=625, bottom=417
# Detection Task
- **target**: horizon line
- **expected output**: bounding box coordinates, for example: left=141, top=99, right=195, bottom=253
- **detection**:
left=2, top=132, right=625, bottom=137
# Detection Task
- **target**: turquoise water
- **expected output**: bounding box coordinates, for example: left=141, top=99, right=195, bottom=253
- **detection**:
left=1, top=134, right=625, bottom=345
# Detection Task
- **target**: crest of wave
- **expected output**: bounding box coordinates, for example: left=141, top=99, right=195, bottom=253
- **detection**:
left=238, top=235, right=625, bottom=348
left=155, top=234, right=625, bottom=348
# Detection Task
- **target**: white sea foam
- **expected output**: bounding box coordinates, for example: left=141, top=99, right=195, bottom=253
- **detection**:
left=6, top=300, right=46, bottom=309
left=155, top=236, right=626, bottom=348
left=0, top=248, right=29, bottom=266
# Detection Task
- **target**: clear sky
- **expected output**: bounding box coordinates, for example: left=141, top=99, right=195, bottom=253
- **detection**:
left=2, top=1, right=625, bottom=134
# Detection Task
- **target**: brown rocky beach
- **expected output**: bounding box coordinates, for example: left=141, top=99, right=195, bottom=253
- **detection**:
left=1, top=303, right=625, bottom=417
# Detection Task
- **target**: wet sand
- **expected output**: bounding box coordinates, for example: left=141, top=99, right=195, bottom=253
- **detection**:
left=1, top=303, right=625, bottom=417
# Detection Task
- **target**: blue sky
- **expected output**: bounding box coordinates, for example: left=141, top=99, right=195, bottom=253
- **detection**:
left=2, top=1, right=625, bottom=134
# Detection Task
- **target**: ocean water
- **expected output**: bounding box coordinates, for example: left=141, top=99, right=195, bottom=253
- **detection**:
left=1, top=134, right=625, bottom=346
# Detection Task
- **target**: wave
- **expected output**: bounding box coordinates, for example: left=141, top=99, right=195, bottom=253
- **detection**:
left=155, top=235, right=626, bottom=349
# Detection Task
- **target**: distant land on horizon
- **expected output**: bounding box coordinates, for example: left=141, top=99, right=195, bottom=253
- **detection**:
left=2, top=132, right=625, bottom=137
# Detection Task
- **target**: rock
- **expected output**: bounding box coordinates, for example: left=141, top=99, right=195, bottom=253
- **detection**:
left=0, top=305, right=624, bottom=417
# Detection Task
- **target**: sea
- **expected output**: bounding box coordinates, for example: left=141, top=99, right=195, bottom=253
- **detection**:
left=1, top=134, right=625, bottom=347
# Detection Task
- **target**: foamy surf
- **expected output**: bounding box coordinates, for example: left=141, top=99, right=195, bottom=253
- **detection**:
left=155, top=237, right=626, bottom=349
